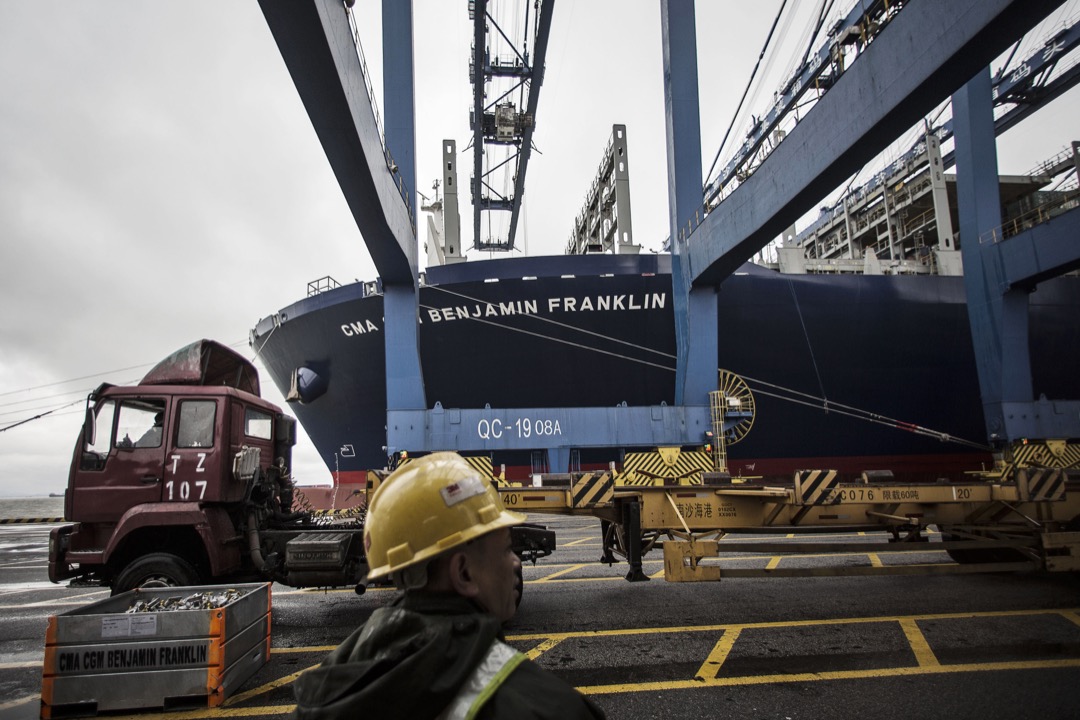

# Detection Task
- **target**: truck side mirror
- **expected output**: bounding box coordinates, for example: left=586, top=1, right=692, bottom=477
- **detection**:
left=85, top=406, right=97, bottom=447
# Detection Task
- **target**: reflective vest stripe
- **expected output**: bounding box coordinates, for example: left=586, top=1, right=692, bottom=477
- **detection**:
left=437, top=640, right=526, bottom=720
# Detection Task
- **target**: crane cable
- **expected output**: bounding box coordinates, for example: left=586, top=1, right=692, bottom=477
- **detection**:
left=426, top=283, right=992, bottom=451
left=0, top=398, right=85, bottom=434
left=0, top=338, right=252, bottom=433
left=704, top=0, right=790, bottom=189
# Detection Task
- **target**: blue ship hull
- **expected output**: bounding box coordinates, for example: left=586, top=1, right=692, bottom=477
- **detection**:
left=250, top=254, right=1079, bottom=484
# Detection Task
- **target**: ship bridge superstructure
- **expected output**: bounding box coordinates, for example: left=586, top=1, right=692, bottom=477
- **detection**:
left=754, top=12, right=1080, bottom=278
left=769, top=137, right=1080, bottom=277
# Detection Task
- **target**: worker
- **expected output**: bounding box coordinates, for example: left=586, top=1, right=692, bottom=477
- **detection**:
left=292, top=451, right=605, bottom=719
left=135, top=412, right=164, bottom=448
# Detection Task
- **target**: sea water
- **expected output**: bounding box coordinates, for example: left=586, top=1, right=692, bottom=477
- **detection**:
left=0, top=497, right=65, bottom=521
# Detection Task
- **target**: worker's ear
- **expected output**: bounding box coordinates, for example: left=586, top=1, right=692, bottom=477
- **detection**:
left=447, top=549, right=480, bottom=599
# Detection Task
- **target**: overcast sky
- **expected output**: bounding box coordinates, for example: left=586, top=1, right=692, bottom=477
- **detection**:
left=2, top=1, right=1078, bottom=498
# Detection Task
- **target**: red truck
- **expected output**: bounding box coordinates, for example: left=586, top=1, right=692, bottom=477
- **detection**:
left=48, top=340, right=553, bottom=594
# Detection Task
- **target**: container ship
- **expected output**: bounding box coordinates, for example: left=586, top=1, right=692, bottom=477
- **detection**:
left=249, top=1, right=1080, bottom=499
left=249, top=149, right=1080, bottom=489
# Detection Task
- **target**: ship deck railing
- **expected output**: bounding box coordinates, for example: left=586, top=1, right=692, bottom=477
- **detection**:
left=980, top=187, right=1080, bottom=245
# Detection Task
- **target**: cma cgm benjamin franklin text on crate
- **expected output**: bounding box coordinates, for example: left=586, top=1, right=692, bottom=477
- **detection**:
left=40, top=582, right=270, bottom=718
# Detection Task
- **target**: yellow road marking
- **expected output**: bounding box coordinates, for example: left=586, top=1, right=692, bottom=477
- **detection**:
left=898, top=618, right=940, bottom=667
left=695, top=628, right=742, bottom=680
left=765, top=555, right=782, bottom=570
left=80, top=605, right=1077, bottom=718
left=536, top=563, right=589, bottom=582
left=108, top=706, right=294, bottom=719
left=868, top=553, right=883, bottom=567
left=60, top=657, right=1080, bottom=718
left=526, top=575, right=627, bottom=585
left=224, top=663, right=320, bottom=706
left=104, top=655, right=1080, bottom=717
left=504, top=607, right=1080, bottom=642
left=577, top=658, right=1080, bottom=695
left=525, top=637, right=566, bottom=661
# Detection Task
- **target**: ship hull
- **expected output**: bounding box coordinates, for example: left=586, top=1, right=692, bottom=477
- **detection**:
left=251, top=254, right=1079, bottom=485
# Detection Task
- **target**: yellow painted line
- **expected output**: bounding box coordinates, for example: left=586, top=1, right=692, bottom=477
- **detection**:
left=765, top=556, right=782, bottom=570
left=523, top=576, right=627, bottom=585
left=224, top=663, right=320, bottom=706
left=62, top=605, right=1078, bottom=717
left=649, top=567, right=666, bottom=579
left=562, top=537, right=594, bottom=547
left=898, top=618, right=940, bottom=667
left=108, top=706, right=295, bottom=719
left=577, top=658, right=1080, bottom=695
left=868, top=553, right=883, bottom=567
left=505, top=607, right=1080, bottom=643
left=695, top=628, right=742, bottom=680
left=524, top=637, right=566, bottom=661
left=0, top=661, right=40, bottom=669
left=531, top=559, right=664, bottom=570
left=536, top=563, right=589, bottom=582
left=270, top=646, right=337, bottom=654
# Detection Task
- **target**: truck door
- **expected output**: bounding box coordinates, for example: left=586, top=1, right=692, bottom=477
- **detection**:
left=71, top=397, right=168, bottom=523
left=165, top=398, right=222, bottom=503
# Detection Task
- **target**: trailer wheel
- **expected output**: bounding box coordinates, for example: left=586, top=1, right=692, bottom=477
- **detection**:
left=514, top=566, right=523, bottom=609
left=113, top=553, right=201, bottom=595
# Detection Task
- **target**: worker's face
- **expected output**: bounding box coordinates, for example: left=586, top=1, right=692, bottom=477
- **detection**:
left=464, top=527, right=521, bottom=624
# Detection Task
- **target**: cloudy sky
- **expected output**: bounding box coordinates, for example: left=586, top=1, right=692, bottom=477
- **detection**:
left=2, top=1, right=1078, bottom=497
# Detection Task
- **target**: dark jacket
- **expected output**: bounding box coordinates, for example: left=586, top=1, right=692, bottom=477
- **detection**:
left=292, top=592, right=605, bottom=720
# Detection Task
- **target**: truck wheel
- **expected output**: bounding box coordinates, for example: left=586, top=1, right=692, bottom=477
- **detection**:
left=113, top=553, right=201, bottom=595
left=514, top=566, right=523, bottom=608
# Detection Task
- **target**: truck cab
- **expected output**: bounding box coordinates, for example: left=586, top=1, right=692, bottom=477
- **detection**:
left=50, top=339, right=554, bottom=595
left=49, top=340, right=328, bottom=592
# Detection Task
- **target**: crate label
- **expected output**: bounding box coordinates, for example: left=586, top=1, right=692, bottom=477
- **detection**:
left=131, top=614, right=157, bottom=636
left=100, top=614, right=158, bottom=638
left=101, top=615, right=130, bottom=638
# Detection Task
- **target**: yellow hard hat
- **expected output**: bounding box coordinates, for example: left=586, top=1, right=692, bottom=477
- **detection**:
left=364, top=452, right=525, bottom=581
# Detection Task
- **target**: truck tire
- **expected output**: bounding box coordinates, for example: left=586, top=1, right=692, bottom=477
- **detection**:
left=113, top=553, right=201, bottom=595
